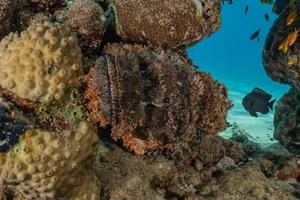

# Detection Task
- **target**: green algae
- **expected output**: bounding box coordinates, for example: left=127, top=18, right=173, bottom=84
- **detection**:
left=36, top=88, right=88, bottom=125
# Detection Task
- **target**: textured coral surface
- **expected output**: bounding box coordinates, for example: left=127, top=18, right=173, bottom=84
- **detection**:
left=199, top=163, right=297, bottom=200
left=0, top=121, right=99, bottom=199
left=0, top=0, right=298, bottom=199
left=263, top=1, right=300, bottom=87
left=65, top=0, right=106, bottom=52
left=109, top=0, right=221, bottom=48
left=274, top=88, right=300, bottom=154
left=0, top=20, right=83, bottom=104
left=0, top=0, right=16, bottom=39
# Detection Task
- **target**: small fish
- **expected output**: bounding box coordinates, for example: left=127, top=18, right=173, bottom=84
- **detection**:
left=250, top=29, right=261, bottom=41
left=242, top=87, right=276, bottom=118
left=278, top=38, right=289, bottom=53
left=264, top=13, right=270, bottom=21
left=288, top=56, right=297, bottom=65
left=287, top=28, right=299, bottom=46
left=286, top=10, right=297, bottom=26
left=245, top=5, right=249, bottom=15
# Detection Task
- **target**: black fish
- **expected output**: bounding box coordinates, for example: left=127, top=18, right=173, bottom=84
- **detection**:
left=264, top=13, right=270, bottom=21
left=245, top=5, right=249, bottom=15
left=242, top=87, right=276, bottom=117
left=250, top=29, right=261, bottom=41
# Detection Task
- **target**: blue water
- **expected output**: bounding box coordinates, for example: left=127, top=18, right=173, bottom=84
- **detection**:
left=188, top=0, right=290, bottom=145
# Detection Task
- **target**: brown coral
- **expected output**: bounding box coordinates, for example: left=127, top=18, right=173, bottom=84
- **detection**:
left=65, top=0, right=107, bottom=54
left=274, top=88, right=300, bottom=154
left=85, top=43, right=231, bottom=156
left=0, top=0, right=15, bottom=39
left=29, top=0, right=66, bottom=12
left=108, top=0, right=221, bottom=48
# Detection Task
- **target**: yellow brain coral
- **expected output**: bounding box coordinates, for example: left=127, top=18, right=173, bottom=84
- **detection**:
left=0, top=20, right=83, bottom=104
left=0, top=121, right=99, bottom=200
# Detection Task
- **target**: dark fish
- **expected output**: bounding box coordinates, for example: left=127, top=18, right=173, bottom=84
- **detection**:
left=264, top=13, right=270, bottom=21
left=245, top=5, right=249, bottom=15
left=250, top=29, right=261, bottom=41
left=242, top=87, right=276, bottom=117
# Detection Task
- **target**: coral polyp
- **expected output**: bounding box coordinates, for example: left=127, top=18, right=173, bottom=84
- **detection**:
left=0, top=20, right=83, bottom=104
left=0, top=121, right=99, bottom=199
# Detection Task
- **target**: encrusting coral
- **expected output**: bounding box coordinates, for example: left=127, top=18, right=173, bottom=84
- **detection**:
left=85, top=43, right=232, bottom=156
left=263, top=0, right=300, bottom=88
left=274, top=88, right=300, bottom=154
left=107, top=0, right=221, bottom=48
left=28, top=0, right=66, bottom=12
left=263, top=1, right=300, bottom=155
left=0, top=120, right=99, bottom=200
left=0, top=0, right=16, bottom=39
left=65, top=0, right=107, bottom=53
left=0, top=20, right=83, bottom=104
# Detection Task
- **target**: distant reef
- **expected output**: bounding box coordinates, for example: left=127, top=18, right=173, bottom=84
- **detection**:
left=0, top=0, right=298, bottom=200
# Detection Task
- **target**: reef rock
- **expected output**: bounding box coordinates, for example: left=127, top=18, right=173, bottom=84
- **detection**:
left=107, top=0, right=221, bottom=48
left=274, top=88, right=300, bottom=154
left=198, top=163, right=297, bottom=200
left=0, top=20, right=83, bottom=104
left=96, top=142, right=174, bottom=200
left=0, top=0, right=16, bottom=39
left=65, top=0, right=106, bottom=53
left=28, top=0, right=66, bottom=12
left=263, top=0, right=300, bottom=88
left=85, top=43, right=231, bottom=156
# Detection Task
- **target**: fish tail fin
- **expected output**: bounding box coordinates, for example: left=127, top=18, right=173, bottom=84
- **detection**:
left=268, top=99, right=276, bottom=110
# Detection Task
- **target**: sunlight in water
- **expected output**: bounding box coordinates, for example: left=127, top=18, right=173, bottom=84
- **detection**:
left=188, top=0, right=290, bottom=146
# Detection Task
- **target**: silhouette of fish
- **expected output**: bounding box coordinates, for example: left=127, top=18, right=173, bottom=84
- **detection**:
left=250, top=29, right=261, bottom=41
left=245, top=5, right=249, bottom=15
left=264, top=13, right=270, bottom=21
left=242, top=87, right=276, bottom=117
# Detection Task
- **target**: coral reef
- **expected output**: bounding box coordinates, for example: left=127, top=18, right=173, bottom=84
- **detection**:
left=96, top=142, right=174, bottom=200
left=28, top=0, right=66, bottom=13
left=198, top=163, right=297, bottom=200
left=0, top=20, right=83, bottom=104
left=0, top=0, right=16, bottom=39
left=0, top=120, right=99, bottom=199
left=96, top=141, right=243, bottom=200
left=0, top=0, right=297, bottom=200
left=107, top=0, right=221, bottom=48
left=85, top=43, right=231, bottom=156
left=274, top=88, right=300, bottom=154
left=263, top=0, right=300, bottom=155
left=65, top=0, right=106, bottom=54
left=263, top=0, right=300, bottom=88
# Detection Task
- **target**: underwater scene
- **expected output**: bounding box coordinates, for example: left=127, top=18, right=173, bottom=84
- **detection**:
left=0, top=0, right=299, bottom=199
left=188, top=0, right=290, bottom=147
